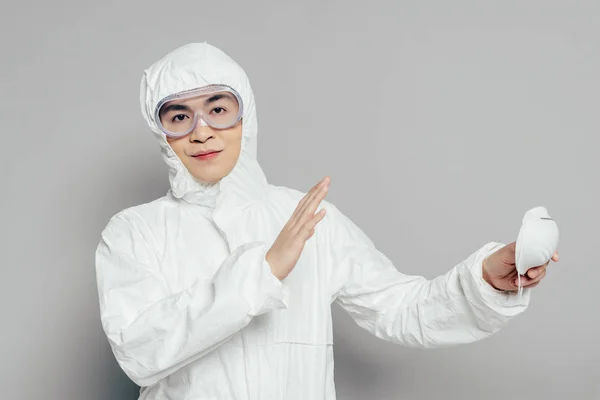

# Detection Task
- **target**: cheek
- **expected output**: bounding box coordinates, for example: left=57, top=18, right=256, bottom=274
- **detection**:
left=225, top=126, right=243, bottom=149
left=166, top=137, right=187, bottom=158
left=219, top=129, right=242, bottom=169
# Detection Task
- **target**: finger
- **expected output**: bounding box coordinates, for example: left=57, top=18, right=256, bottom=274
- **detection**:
left=292, top=178, right=329, bottom=231
left=302, top=177, right=329, bottom=214
left=292, top=187, right=326, bottom=233
left=293, top=177, right=329, bottom=218
left=526, top=264, right=547, bottom=279
left=309, top=207, right=327, bottom=227
left=525, top=281, right=541, bottom=289
left=303, top=182, right=329, bottom=219
left=551, top=251, right=559, bottom=262
left=296, top=190, right=328, bottom=235
left=290, top=177, right=328, bottom=221
left=296, top=177, right=327, bottom=211
left=524, top=269, right=546, bottom=287
left=514, top=268, right=547, bottom=287
left=297, top=178, right=327, bottom=212
left=300, top=208, right=327, bottom=240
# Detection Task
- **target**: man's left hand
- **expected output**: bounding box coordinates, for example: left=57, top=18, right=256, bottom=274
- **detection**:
left=482, top=242, right=559, bottom=292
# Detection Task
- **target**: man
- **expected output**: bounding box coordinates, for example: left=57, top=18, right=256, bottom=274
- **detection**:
left=95, top=42, right=558, bottom=400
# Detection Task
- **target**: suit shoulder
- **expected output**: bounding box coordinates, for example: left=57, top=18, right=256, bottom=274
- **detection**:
left=267, top=184, right=305, bottom=201
left=265, top=183, right=342, bottom=215
left=101, top=195, right=176, bottom=233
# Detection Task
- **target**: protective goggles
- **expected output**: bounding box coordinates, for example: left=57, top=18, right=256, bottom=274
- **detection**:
left=155, top=84, right=243, bottom=138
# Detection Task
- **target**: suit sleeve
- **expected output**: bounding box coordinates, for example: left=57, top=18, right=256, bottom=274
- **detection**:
left=326, top=203, right=530, bottom=348
left=95, top=212, right=289, bottom=386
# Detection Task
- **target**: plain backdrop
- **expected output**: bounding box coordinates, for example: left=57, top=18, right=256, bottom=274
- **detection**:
left=1, top=0, right=598, bottom=399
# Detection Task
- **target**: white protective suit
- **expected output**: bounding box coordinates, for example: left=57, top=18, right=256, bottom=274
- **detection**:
left=95, top=42, right=531, bottom=400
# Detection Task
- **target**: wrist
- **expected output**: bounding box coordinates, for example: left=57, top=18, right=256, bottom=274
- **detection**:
left=271, top=268, right=285, bottom=281
left=266, top=252, right=285, bottom=281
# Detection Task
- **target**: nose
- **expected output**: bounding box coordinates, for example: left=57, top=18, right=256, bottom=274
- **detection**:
left=189, top=118, right=214, bottom=143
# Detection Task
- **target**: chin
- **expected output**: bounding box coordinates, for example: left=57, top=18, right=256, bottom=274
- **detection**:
left=187, top=163, right=235, bottom=185
left=191, top=169, right=227, bottom=184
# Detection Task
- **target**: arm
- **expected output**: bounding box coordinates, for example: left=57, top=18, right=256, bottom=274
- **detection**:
left=325, top=203, right=530, bottom=348
left=95, top=212, right=289, bottom=387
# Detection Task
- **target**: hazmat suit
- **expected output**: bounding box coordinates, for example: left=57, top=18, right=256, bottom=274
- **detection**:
left=95, top=42, right=530, bottom=400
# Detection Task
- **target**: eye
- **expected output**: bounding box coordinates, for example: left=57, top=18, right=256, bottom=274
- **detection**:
left=171, top=114, right=189, bottom=123
left=211, top=107, right=226, bottom=114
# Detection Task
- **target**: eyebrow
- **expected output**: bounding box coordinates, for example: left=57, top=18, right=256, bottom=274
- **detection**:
left=160, top=93, right=235, bottom=116
left=160, top=103, right=190, bottom=116
left=205, top=93, right=234, bottom=104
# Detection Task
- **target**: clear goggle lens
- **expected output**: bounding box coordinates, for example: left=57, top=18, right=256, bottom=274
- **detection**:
left=155, top=85, right=243, bottom=138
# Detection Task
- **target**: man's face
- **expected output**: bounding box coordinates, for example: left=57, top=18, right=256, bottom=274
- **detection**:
left=162, top=93, right=243, bottom=184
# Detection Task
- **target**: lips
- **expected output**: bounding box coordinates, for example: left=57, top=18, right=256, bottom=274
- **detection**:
left=191, top=150, right=222, bottom=157
left=190, top=150, right=222, bottom=161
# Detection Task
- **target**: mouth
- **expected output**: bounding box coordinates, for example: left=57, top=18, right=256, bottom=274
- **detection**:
left=191, top=150, right=223, bottom=160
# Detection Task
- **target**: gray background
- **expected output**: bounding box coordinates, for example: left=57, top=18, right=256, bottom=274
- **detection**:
left=1, top=0, right=598, bottom=399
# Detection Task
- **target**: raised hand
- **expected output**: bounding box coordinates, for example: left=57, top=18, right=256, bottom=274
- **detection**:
left=266, top=177, right=330, bottom=280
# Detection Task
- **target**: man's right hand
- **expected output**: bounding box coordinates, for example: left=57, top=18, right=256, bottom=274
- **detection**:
left=266, top=176, right=330, bottom=280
